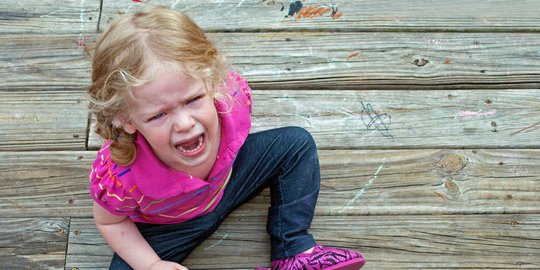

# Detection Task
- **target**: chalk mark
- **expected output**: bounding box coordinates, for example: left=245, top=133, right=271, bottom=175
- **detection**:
left=339, top=161, right=385, bottom=213
left=286, top=1, right=303, bottom=17
left=204, top=233, right=229, bottom=250
left=360, top=101, right=393, bottom=138
left=237, top=0, right=247, bottom=7
left=509, top=120, right=540, bottom=136
left=39, top=9, right=60, bottom=18
left=455, top=110, right=497, bottom=119
left=280, top=1, right=342, bottom=19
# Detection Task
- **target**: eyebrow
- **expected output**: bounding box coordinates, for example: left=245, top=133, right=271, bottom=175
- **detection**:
left=140, top=87, right=206, bottom=117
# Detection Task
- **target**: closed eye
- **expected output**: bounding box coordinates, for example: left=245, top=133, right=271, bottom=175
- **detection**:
left=186, top=95, right=204, bottom=105
left=149, top=112, right=166, bottom=121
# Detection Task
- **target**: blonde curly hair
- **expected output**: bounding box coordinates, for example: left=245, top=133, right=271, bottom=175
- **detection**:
left=86, top=5, right=227, bottom=166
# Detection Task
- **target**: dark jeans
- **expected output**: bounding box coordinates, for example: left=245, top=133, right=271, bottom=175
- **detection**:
left=109, top=126, right=320, bottom=269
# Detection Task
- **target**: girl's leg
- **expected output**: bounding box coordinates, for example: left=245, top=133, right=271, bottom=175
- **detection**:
left=216, top=126, right=365, bottom=270
left=214, top=126, right=320, bottom=260
left=109, top=126, right=317, bottom=269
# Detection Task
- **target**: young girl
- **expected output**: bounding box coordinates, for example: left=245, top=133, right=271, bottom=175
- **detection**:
left=87, top=5, right=364, bottom=270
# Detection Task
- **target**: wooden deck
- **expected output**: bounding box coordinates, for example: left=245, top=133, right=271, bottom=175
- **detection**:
left=1, top=0, right=540, bottom=269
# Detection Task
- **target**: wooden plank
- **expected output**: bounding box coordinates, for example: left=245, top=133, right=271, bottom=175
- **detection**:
left=213, top=32, right=540, bottom=90
left=0, top=91, right=89, bottom=151
left=0, top=0, right=100, bottom=34
left=3, top=33, right=538, bottom=93
left=1, top=149, right=539, bottom=218
left=237, top=149, right=540, bottom=216
left=0, top=218, right=68, bottom=270
left=0, top=34, right=91, bottom=92
left=66, top=218, right=110, bottom=269
left=101, top=0, right=540, bottom=32
left=63, top=31, right=540, bottom=91
left=0, top=152, right=95, bottom=218
left=87, top=89, right=540, bottom=149
left=66, top=214, right=540, bottom=269
left=250, top=89, right=540, bottom=148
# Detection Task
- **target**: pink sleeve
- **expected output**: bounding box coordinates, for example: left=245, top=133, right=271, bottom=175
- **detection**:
left=89, top=143, right=139, bottom=216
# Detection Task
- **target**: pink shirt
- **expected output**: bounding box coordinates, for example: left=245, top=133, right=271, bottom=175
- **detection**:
left=89, top=72, right=252, bottom=224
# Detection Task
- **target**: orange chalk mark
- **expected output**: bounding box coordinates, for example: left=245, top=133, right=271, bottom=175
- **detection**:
left=294, top=6, right=332, bottom=19
left=347, top=51, right=361, bottom=60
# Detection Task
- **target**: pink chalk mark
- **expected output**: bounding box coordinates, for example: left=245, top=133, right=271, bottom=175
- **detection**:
left=456, top=110, right=497, bottom=119
left=132, top=0, right=150, bottom=3
left=72, top=39, right=85, bottom=47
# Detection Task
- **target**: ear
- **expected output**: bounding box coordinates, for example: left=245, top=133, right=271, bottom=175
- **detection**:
left=113, top=117, right=137, bottom=135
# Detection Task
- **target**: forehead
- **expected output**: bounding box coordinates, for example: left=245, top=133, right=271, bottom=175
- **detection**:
left=140, top=70, right=193, bottom=92
left=128, top=71, right=203, bottom=109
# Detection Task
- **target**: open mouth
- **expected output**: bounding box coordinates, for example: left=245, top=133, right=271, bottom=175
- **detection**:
left=176, top=135, right=204, bottom=154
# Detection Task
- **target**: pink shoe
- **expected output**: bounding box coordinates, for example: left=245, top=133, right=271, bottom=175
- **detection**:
left=257, top=245, right=365, bottom=270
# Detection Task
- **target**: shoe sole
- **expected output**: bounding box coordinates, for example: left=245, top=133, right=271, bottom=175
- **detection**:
left=324, top=258, right=365, bottom=270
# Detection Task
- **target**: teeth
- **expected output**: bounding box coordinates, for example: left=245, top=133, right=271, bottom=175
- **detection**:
left=177, top=135, right=203, bottom=153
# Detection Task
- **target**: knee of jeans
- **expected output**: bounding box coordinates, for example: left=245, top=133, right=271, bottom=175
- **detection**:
left=281, top=126, right=317, bottom=152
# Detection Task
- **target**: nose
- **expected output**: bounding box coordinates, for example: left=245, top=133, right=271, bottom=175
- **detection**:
left=172, top=111, right=195, bottom=133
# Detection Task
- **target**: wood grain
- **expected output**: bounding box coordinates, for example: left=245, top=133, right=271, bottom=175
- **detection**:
left=65, top=214, right=540, bottom=269
left=101, top=0, right=540, bottom=32
left=1, top=149, right=538, bottom=218
left=233, top=148, right=540, bottom=216
left=0, top=91, right=89, bottom=151
left=3, top=32, right=539, bottom=94
left=85, top=89, right=540, bottom=149
left=0, top=34, right=91, bottom=92
left=250, top=89, right=540, bottom=149
left=0, top=0, right=100, bottom=34
left=0, top=218, right=68, bottom=270
left=0, top=152, right=95, bottom=218
left=2, top=1, right=539, bottom=269
left=211, top=32, right=540, bottom=90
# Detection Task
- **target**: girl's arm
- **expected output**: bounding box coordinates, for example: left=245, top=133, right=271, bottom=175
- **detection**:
left=93, top=202, right=188, bottom=270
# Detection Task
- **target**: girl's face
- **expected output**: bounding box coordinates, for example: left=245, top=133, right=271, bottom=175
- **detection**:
left=120, top=70, right=221, bottom=179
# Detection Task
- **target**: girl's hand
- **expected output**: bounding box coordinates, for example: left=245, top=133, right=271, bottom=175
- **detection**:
left=93, top=203, right=187, bottom=270
left=149, top=259, right=189, bottom=270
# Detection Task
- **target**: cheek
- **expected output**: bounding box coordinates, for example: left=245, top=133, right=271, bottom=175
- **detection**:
left=142, top=128, right=171, bottom=145
left=208, top=110, right=220, bottom=131
left=202, top=103, right=219, bottom=126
